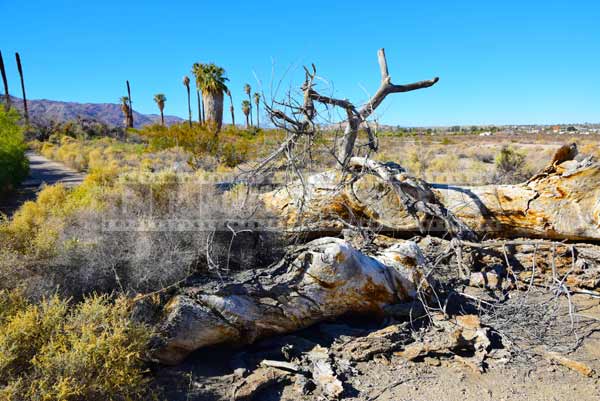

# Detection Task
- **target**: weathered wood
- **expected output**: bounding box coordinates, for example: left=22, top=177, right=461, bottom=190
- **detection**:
left=262, top=157, right=600, bottom=241
left=151, top=238, right=428, bottom=365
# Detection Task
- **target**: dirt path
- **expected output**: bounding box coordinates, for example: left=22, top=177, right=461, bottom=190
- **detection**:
left=0, top=151, right=85, bottom=217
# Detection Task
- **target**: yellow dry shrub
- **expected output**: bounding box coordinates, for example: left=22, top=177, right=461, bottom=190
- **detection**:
left=580, top=142, right=600, bottom=158
left=40, top=142, right=57, bottom=159
left=0, top=185, right=68, bottom=254
left=87, top=148, right=106, bottom=170
left=0, top=290, right=151, bottom=401
left=0, top=170, right=116, bottom=256
left=426, top=154, right=460, bottom=180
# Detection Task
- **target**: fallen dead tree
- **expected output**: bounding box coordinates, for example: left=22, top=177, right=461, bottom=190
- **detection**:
left=263, top=156, right=600, bottom=241
left=151, top=238, right=429, bottom=365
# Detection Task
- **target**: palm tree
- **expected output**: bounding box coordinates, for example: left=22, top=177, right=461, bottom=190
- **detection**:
left=15, top=52, right=28, bottom=122
left=0, top=51, right=9, bottom=111
left=226, top=89, right=235, bottom=127
left=192, top=63, right=204, bottom=124
left=120, top=96, right=131, bottom=127
left=183, top=76, right=192, bottom=127
left=241, top=100, right=251, bottom=128
left=244, top=83, right=252, bottom=126
left=126, top=80, right=133, bottom=128
left=193, top=63, right=229, bottom=131
left=153, top=94, right=167, bottom=126
left=253, top=92, right=261, bottom=129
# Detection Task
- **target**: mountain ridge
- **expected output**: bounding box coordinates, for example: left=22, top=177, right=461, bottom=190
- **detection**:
left=4, top=96, right=184, bottom=128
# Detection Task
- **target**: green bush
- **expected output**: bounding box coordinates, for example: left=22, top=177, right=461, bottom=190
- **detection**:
left=0, top=290, right=152, bottom=401
left=0, top=108, right=29, bottom=196
left=493, top=145, right=530, bottom=183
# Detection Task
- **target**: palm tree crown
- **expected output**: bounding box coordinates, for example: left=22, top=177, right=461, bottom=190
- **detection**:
left=244, top=83, right=251, bottom=96
left=193, top=63, right=229, bottom=94
left=153, top=93, right=167, bottom=126
left=153, top=93, right=167, bottom=110
left=241, top=100, right=251, bottom=128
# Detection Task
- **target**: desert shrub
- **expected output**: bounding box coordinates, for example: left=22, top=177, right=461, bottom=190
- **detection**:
left=138, top=122, right=285, bottom=168
left=492, top=145, right=530, bottom=184
left=0, top=290, right=151, bottom=401
left=426, top=154, right=459, bottom=182
left=474, top=152, right=495, bottom=164
left=0, top=165, right=283, bottom=298
left=0, top=108, right=29, bottom=196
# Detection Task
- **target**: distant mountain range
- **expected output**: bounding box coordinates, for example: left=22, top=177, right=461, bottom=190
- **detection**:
left=4, top=96, right=184, bottom=128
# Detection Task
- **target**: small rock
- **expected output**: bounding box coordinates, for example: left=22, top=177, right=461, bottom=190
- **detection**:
left=424, top=357, right=441, bottom=367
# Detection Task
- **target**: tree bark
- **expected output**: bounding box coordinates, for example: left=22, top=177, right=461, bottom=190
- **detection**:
left=150, top=237, right=427, bottom=364
left=186, top=86, right=192, bottom=128
left=203, top=90, right=224, bottom=131
left=15, top=52, right=28, bottom=122
left=262, top=157, right=600, bottom=242
left=248, top=93, right=253, bottom=127
left=0, top=51, right=9, bottom=111
left=126, top=80, right=133, bottom=128
left=196, top=90, right=202, bottom=124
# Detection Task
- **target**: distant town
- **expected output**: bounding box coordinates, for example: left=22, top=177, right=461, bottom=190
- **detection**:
left=358, top=123, right=600, bottom=136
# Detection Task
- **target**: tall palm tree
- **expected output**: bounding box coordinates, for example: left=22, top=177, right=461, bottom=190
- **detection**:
left=183, top=76, right=192, bottom=127
left=15, top=52, right=28, bottom=122
left=153, top=94, right=167, bottom=126
left=0, top=51, right=9, bottom=111
left=253, top=92, right=261, bottom=129
left=244, top=83, right=252, bottom=126
left=241, top=100, right=251, bottom=129
left=192, top=63, right=204, bottom=124
left=120, top=96, right=132, bottom=127
left=226, top=89, right=235, bottom=127
left=193, top=63, right=229, bottom=132
left=125, top=80, right=134, bottom=128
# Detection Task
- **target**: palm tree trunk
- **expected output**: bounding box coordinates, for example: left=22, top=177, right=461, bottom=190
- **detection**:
left=15, top=52, right=28, bottom=123
left=202, top=90, right=224, bottom=132
left=248, top=94, right=253, bottom=126
left=201, top=93, right=206, bottom=124
left=160, top=110, right=164, bottom=126
left=245, top=114, right=249, bottom=128
left=196, top=91, right=202, bottom=124
left=126, top=80, right=133, bottom=128
left=256, top=102, right=260, bottom=129
left=186, top=86, right=192, bottom=128
left=228, top=93, right=235, bottom=126
left=0, top=51, right=10, bottom=111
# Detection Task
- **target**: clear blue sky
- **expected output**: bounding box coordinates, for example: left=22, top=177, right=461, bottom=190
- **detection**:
left=1, top=0, right=599, bottom=126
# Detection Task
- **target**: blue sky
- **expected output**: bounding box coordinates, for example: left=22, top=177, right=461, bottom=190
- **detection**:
left=1, top=0, right=599, bottom=126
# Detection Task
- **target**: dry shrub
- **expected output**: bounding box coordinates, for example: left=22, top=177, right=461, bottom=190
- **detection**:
left=491, top=145, right=531, bottom=184
left=1, top=167, right=283, bottom=298
left=0, top=289, right=151, bottom=401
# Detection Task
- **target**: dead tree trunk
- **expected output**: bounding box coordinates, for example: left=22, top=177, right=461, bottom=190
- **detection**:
left=148, top=238, right=428, bottom=365
left=262, top=157, right=600, bottom=242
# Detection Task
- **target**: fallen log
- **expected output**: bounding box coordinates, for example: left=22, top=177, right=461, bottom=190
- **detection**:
left=262, top=157, right=600, bottom=241
left=151, top=237, right=428, bottom=365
